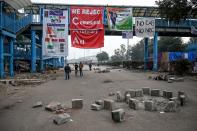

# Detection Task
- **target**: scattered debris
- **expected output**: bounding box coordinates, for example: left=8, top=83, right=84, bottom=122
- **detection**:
left=144, top=100, right=156, bottom=111
left=111, top=108, right=125, bottom=122
left=164, top=101, right=177, bottom=112
left=53, top=113, right=71, bottom=125
left=135, top=89, right=143, bottom=97
left=17, top=100, right=23, bottom=103
left=33, top=101, right=43, bottom=108
left=116, top=91, right=124, bottom=102
left=109, top=92, right=115, bottom=96
left=95, top=100, right=104, bottom=108
left=103, top=79, right=113, bottom=83
left=72, top=99, right=83, bottom=109
left=91, top=103, right=103, bottom=111
left=45, top=101, right=62, bottom=111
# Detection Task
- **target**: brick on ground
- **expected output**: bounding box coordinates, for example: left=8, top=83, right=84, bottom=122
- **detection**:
left=129, top=98, right=139, bottom=110
left=91, top=103, right=103, bottom=111
left=166, top=91, right=173, bottom=99
left=104, top=99, right=115, bottom=110
left=151, top=89, right=160, bottom=97
left=53, top=113, right=71, bottom=125
left=95, top=100, right=104, bottom=108
left=45, top=101, right=62, bottom=111
left=111, top=108, right=125, bottom=122
left=72, top=99, right=83, bottom=109
left=33, top=101, right=43, bottom=108
left=142, top=87, right=150, bottom=95
left=135, top=89, right=143, bottom=97
left=144, top=100, right=156, bottom=111
left=164, top=101, right=177, bottom=112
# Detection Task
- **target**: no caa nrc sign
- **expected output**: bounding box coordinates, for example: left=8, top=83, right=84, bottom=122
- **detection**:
left=135, top=18, right=155, bottom=37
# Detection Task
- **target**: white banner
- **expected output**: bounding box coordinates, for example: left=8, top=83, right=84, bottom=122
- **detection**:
left=135, top=18, right=155, bottom=37
left=122, top=31, right=133, bottom=39
left=42, top=9, right=68, bottom=57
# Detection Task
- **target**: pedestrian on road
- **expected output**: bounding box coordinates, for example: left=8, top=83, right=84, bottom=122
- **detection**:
left=64, top=64, right=71, bottom=80
left=74, top=63, right=79, bottom=76
left=79, top=62, right=84, bottom=77
left=89, top=63, right=92, bottom=71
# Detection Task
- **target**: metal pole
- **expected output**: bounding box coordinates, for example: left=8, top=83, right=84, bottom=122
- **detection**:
left=0, top=35, right=4, bottom=79
left=31, top=30, right=36, bottom=73
left=9, top=38, right=14, bottom=77
left=153, top=32, right=158, bottom=71
left=144, top=38, right=148, bottom=70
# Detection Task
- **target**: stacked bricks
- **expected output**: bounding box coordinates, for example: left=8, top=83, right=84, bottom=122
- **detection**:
left=135, top=89, right=143, bottom=97
left=104, top=99, right=115, bottom=110
left=142, top=87, right=150, bottom=95
left=111, top=108, right=125, bottom=122
left=72, top=99, right=83, bottom=109
left=128, top=98, right=139, bottom=110
left=151, top=89, right=160, bottom=97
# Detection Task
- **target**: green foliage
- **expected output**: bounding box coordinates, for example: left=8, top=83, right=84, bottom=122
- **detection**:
left=111, top=44, right=127, bottom=62
left=156, top=0, right=196, bottom=22
left=96, top=51, right=109, bottom=62
left=130, top=39, right=144, bottom=62
left=158, top=37, right=185, bottom=52
left=170, top=60, right=192, bottom=75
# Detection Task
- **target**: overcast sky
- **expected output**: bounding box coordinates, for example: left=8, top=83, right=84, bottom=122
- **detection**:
left=31, top=0, right=189, bottom=60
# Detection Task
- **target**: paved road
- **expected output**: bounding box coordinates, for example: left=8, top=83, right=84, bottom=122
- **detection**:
left=0, top=66, right=197, bottom=131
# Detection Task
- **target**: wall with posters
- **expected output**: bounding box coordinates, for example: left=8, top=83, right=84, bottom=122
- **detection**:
left=42, top=9, right=68, bottom=57
left=135, top=18, right=155, bottom=37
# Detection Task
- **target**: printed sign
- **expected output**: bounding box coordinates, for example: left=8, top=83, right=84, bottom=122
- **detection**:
left=70, top=6, right=104, bottom=49
left=43, top=9, right=68, bottom=57
left=122, top=31, right=133, bottom=39
left=70, top=6, right=104, bottom=30
left=71, top=30, right=104, bottom=48
left=107, top=7, right=133, bottom=31
left=135, top=18, right=155, bottom=37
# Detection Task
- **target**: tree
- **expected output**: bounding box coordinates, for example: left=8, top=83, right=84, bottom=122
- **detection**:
left=96, top=51, right=109, bottom=62
left=158, top=37, right=185, bottom=52
left=156, top=0, right=196, bottom=22
left=130, top=39, right=144, bottom=62
left=188, top=37, right=197, bottom=43
left=111, top=44, right=127, bottom=62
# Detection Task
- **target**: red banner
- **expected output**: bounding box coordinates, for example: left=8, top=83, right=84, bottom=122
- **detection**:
left=71, top=29, right=104, bottom=48
left=70, top=6, right=104, bottom=30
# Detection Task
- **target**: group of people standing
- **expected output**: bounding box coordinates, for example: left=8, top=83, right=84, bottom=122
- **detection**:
left=64, top=62, right=84, bottom=80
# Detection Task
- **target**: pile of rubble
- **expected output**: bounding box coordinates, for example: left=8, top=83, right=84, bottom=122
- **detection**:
left=148, top=74, right=184, bottom=83
left=90, top=87, right=187, bottom=123
left=32, top=99, right=83, bottom=125
left=94, top=68, right=111, bottom=73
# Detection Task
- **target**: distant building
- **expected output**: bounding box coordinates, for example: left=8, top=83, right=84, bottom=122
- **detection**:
left=68, top=55, right=98, bottom=64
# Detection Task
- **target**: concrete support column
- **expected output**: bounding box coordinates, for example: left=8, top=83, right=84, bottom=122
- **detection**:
left=9, top=38, right=14, bottom=77
left=61, top=57, right=64, bottom=67
left=31, top=30, right=36, bottom=73
left=153, top=32, right=158, bottom=71
left=39, top=34, right=44, bottom=72
left=0, top=35, right=4, bottom=78
left=144, top=38, right=148, bottom=70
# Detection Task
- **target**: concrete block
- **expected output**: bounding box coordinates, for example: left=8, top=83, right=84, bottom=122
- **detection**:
left=151, top=89, right=160, bottom=97
left=169, top=97, right=178, bottom=105
left=72, top=99, right=83, bottom=109
left=135, top=89, right=143, bottom=97
left=53, top=113, right=71, bottom=125
left=116, top=91, right=124, bottom=102
left=163, top=90, right=167, bottom=97
left=45, top=101, right=62, bottom=111
left=166, top=91, right=173, bottom=99
left=142, top=87, right=150, bottom=95
left=129, top=98, right=139, bottom=110
left=111, top=108, right=125, bottom=122
left=164, top=101, right=176, bottom=112
left=144, top=101, right=155, bottom=111
left=104, top=99, right=115, bottom=110
left=95, top=100, right=104, bottom=108
left=125, top=89, right=136, bottom=98
left=33, top=101, right=43, bottom=108
left=91, top=103, right=102, bottom=111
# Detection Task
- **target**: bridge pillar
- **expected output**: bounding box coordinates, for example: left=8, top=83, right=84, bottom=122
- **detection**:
left=153, top=32, right=158, bottom=71
left=144, top=38, right=148, bottom=70
left=31, top=30, right=36, bottom=73
left=9, top=38, right=14, bottom=77
left=61, top=57, right=64, bottom=67
left=0, top=35, right=4, bottom=79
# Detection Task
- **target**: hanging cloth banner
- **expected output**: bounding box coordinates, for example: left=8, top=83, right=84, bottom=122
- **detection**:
left=106, top=7, right=133, bottom=31
left=42, top=9, right=68, bottom=57
left=135, top=18, right=155, bottom=37
left=70, top=6, right=104, bottom=30
left=71, top=29, right=104, bottom=48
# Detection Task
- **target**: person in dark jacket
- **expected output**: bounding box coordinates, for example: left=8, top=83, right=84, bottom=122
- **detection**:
left=74, top=63, right=79, bottom=76
left=64, top=64, right=71, bottom=80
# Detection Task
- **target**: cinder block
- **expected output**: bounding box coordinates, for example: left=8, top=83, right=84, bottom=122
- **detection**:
left=164, top=101, right=176, bottom=112
left=163, top=90, right=167, bottom=97
left=91, top=103, right=102, bottom=111
left=166, top=91, right=173, bottom=99
left=72, top=99, right=83, bottom=109
left=142, top=87, right=150, bottom=95
left=135, top=89, right=143, bottom=97
left=111, top=108, right=125, bottom=122
left=127, top=89, right=136, bottom=98
left=45, top=101, right=62, bottom=111
left=129, top=98, right=139, bottom=110
left=151, top=89, right=160, bottom=97
left=53, top=113, right=71, bottom=125
left=95, top=100, right=104, bottom=108
left=116, top=91, right=123, bottom=102
left=104, top=99, right=115, bottom=110
left=144, top=101, right=155, bottom=111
